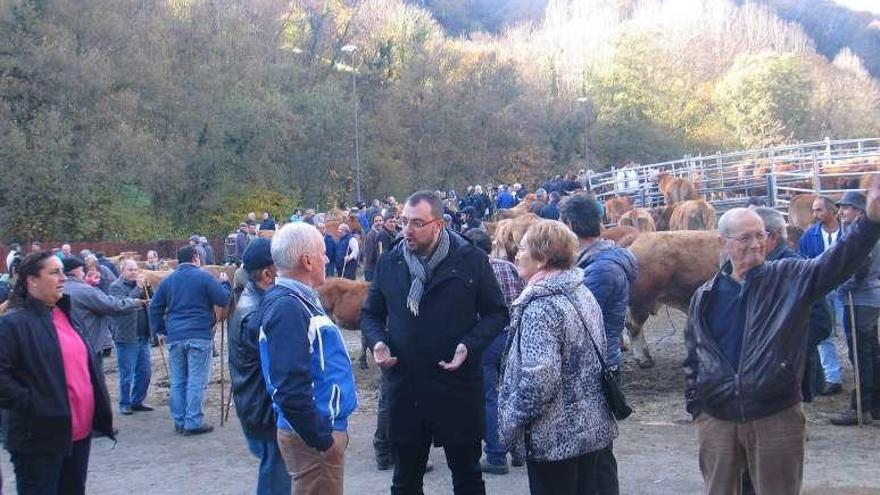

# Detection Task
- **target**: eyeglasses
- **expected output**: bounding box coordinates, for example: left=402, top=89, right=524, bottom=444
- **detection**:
left=398, top=217, right=438, bottom=229
left=723, top=231, right=767, bottom=245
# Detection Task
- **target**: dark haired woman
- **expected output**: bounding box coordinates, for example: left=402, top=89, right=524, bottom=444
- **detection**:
left=0, top=251, right=115, bottom=495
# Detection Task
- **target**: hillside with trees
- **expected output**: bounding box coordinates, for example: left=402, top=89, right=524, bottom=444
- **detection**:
left=1, top=0, right=879, bottom=241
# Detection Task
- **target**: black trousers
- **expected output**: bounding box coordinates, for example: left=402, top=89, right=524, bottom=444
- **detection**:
left=526, top=450, right=602, bottom=495
left=11, top=437, right=92, bottom=495
left=374, top=369, right=394, bottom=463
left=392, top=424, right=484, bottom=495
left=844, top=305, right=880, bottom=411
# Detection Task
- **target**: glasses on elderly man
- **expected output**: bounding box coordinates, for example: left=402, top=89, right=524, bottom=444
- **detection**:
left=398, top=217, right=439, bottom=229
left=723, top=231, right=767, bottom=245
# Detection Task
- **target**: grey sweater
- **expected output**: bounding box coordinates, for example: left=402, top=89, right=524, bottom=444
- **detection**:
left=498, top=267, right=617, bottom=462
left=838, top=222, right=880, bottom=308
left=63, top=277, right=139, bottom=351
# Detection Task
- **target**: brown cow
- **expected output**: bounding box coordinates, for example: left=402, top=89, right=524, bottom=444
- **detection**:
left=618, top=208, right=656, bottom=233
left=625, top=231, right=722, bottom=368
left=656, top=172, right=698, bottom=204
left=787, top=193, right=816, bottom=230
left=143, top=265, right=237, bottom=323
left=490, top=214, right=542, bottom=261
left=650, top=204, right=677, bottom=231
left=317, top=278, right=371, bottom=367
left=324, top=214, right=363, bottom=241
left=601, top=226, right=640, bottom=247
left=494, top=194, right=537, bottom=220
left=604, top=196, right=633, bottom=224
left=668, top=199, right=717, bottom=231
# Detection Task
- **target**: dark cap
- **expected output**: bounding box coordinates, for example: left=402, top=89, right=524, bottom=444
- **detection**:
left=62, top=255, right=86, bottom=274
left=836, top=191, right=866, bottom=212
left=242, top=237, right=273, bottom=271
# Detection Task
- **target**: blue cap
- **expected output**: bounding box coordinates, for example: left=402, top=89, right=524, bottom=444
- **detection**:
left=242, top=238, right=273, bottom=271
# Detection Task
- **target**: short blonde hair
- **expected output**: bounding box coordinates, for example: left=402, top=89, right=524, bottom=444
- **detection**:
left=521, top=220, right=578, bottom=270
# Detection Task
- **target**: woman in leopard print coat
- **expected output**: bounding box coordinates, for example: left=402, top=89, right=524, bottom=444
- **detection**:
left=498, top=220, right=617, bottom=493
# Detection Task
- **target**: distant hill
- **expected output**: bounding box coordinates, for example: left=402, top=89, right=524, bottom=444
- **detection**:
left=754, top=0, right=880, bottom=78
left=411, top=0, right=880, bottom=79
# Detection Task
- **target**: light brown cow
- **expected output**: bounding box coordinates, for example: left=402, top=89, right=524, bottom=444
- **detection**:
left=143, top=265, right=237, bottom=323
left=601, top=226, right=640, bottom=247
left=604, top=197, right=633, bottom=224
left=490, top=214, right=542, bottom=261
left=494, top=193, right=537, bottom=220
left=656, top=172, right=699, bottom=204
left=618, top=208, right=656, bottom=233
left=787, top=193, right=816, bottom=230
left=668, top=199, right=717, bottom=231
left=649, top=204, right=677, bottom=231
left=317, top=278, right=371, bottom=366
left=626, top=231, right=722, bottom=368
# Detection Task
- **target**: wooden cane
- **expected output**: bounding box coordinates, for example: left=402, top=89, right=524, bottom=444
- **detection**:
left=220, top=318, right=226, bottom=427
left=848, top=292, right=863, bottom=428
left=158, top=339, right=170, bottom=381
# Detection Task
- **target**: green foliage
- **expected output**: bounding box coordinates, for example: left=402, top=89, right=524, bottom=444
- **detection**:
left=0, top=0, right=879, bottom=243
left=715, top=53, right=813, bottom=148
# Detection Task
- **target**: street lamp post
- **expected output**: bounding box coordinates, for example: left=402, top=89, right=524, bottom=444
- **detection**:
left=342, top=44, right=361, bottom=202
left=576, top=96, right=591, bottom=170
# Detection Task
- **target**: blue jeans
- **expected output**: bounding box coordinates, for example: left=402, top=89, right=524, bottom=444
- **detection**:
left=245, top=435, right=291, bottom=495
left=167, top=337, right=213, bottom=430
left=818, top=291, right=844, bottom=384
left=116, top=337, right=152, bottom=410
left=482, top=331, right=508, bottom=465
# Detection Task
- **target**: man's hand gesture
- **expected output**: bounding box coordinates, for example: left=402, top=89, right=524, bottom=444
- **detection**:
left=438, top=343, right=468, bottom=372
left=373, top=342, right=398, bottom=369
left=867, top=174, right=880, bottom=223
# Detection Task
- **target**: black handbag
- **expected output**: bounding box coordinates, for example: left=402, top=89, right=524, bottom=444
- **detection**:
left=566, top=295, right=633, bottom=420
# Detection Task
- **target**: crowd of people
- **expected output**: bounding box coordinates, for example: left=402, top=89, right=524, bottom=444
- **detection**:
left=0, top=173, right=877, bottom=495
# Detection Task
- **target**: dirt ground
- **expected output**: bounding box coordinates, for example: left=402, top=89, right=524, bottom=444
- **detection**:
left=3, top=309, right=880, bottom=494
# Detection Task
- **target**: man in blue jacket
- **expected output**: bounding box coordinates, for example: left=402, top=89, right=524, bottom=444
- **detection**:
left=149, top=245, right=230, bottom=436
left=560, top=193, right=638, bottom=495
left=260, top=223, right=357, bottom=495
left=799, top=196, right=844, bottom=395
left=494, top=185, right=517, bottom=210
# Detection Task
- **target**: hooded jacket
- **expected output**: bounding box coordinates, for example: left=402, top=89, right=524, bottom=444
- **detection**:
left=684, top=216, right=880, bottom=421
left=576, top=240, right=639, bottom=368
left=498, top=268, right=617, bottom=461
left=63, top=276, right=139, bottom=352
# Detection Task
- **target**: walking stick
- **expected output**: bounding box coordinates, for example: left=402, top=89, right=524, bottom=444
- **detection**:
left=848, top=292, right=863, bottom=428
left=220, top=317, right=226, bottom=427
left=145, top=281, right=170, bottom=381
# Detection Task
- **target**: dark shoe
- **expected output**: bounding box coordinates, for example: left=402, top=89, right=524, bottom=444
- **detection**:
left=830, top=409, right=873, bottom=426
left=819, top=381, right=843, bottom=396
left=119, top=407, right=132, bottom=416
left=480, top=460, right=509, bottom=475
left=174, top=425, right=184, bottom=435
left=183, top=425, right=215, bottom=436
left=132, top=404, right=155, bottom=412
left=510, top=454, right=525, bottom=467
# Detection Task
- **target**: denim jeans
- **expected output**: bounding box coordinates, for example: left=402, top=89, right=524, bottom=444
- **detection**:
left=245, top=435, right=292, bottom=495
left=116, top=337, right=152, bottom=410
left=167, top=337, right=213, bottom=430
left=482, top=331, right=507, bottom=465
left=818, top=291, right=844, bottom=384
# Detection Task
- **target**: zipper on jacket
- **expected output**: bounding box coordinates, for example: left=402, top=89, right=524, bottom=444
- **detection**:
left=734, top=280, right=752, bottom=422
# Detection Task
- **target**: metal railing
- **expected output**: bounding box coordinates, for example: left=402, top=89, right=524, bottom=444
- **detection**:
left=589, top=137, right=880, bottom=218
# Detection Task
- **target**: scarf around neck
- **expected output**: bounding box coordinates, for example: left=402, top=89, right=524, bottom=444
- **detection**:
left=401, top=227, right=451, bottom=316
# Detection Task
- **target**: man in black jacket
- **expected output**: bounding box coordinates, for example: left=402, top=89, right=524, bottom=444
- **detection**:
left=361, top=190, right=509, bottom=495
left=228, top=238, right=290, bottom=495
left=683, top=176, right=880, bottom=495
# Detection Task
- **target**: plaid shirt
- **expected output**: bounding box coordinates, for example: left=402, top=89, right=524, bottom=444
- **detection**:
left=489, top=257, right=524, bottom=307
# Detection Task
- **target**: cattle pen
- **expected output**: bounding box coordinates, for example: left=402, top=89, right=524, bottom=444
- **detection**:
left=590, top=137, right=880, bottom=221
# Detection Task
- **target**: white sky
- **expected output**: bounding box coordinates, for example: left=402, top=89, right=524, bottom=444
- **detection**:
left=833, top=0, right=880, bottom=15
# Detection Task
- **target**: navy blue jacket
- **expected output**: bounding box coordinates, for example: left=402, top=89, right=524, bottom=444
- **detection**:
left=576, top=240, right=638, bottom=368
left=148, top=264, right=231, bottom=342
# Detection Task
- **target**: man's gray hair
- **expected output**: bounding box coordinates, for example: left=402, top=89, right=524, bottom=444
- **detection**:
left=271, top=223, right=322, bottom=271
left=121, top=259, right=138, bottom=270
left=718, top=207, right=762, bottom=237
left=753, top=207, right=787, bottom=240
